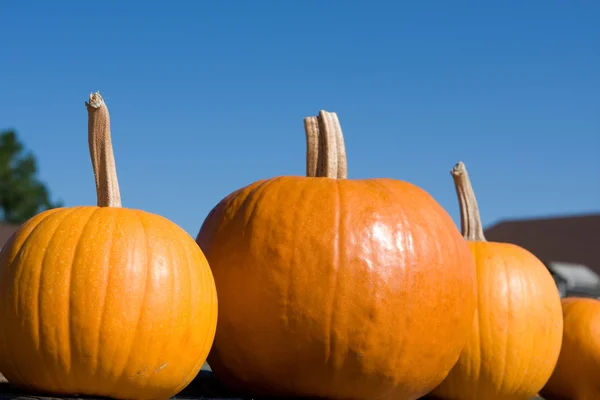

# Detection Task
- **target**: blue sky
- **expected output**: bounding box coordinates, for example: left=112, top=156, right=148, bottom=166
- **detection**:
left=1, top=1, right=598, bottom=237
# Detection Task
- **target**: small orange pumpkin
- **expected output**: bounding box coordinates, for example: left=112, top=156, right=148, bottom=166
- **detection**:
left=431, top=162, right=563, bottom=400
left=196, top=111, right=477, bottom=400
left=540, top=297, right=600, bottom=400
left=0, top=92, right=218, bottom=400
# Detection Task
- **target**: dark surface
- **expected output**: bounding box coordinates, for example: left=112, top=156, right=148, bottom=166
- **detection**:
left=421, top=395, right=546, bottom=400
left=0, top=371, right=247, bottom=400
left=0, top=372, right=548, bottom=400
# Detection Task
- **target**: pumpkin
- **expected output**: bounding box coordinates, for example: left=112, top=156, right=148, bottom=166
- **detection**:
left=430, top=162, right=563, bottom=400
left=0, top=92, right=218, bottom=400
left=540, top=297, right=600, bottom=400
left=196, top=111, right=477, bottom=400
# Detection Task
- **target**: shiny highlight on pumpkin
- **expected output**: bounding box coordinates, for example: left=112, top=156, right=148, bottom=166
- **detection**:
left=197, top=111, right=477, bottom=400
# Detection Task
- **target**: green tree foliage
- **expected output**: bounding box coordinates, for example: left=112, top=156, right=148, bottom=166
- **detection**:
left=0, top=130, right=62, bottom=224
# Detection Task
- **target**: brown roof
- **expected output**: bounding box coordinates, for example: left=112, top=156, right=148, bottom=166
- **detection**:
left=484, top=213, right=600, bottom=276
left=0, top=223, right=20, bottom=249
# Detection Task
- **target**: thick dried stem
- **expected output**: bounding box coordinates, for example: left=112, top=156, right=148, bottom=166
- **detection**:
left=303, top=110, right=348, bottom=179
left=451, top=161, right=486, bottom=241
left=332, top=112, right=348, bottom=180
left=304, top=118, right=319, bottom=177
left=85, top=92, right=122, bottom=208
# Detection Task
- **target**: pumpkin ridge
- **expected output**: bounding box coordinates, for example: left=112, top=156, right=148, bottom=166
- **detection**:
left=64, top=207, right=101, bottom=385
left=473, top=244, right=483, bottom=394
left=115, top=209, right=150, bottom=387
left=281, top=181, right=297, bottom=336
left=36, top=207, right=85, bottom=392
left=511, top=256, right=529, bottom=393
left=499, top=255, right=511, bottom=393
left=160, top=213, right=198, bottom=387
left=152, top=214, right=177, bottom=379
left=532, top=251, right=564, bottom=392
left=211, top=179, right=270, bottom=238
left=393, top=190, right=414, bottom=392
left=5, top=208, right=66, bottom=267
left=283, top=178, right=314, bottom=394
left=325, top=179, right=342, bottom=376
left=385, top=178, right=460, bottom=393
left=354, top=180, right=384, bottom=381
left=92, top=209, right=117, bottom=384
left=172, top=235, right=216, bottom=396
left=515, top=262, right=537, bottom=393
left=196, top=237, right=219, bottom=362
left=350, top=180, right=390, bottom=391
left=169, top=220, right=196, bottom=396
left=0, top=209, right=66, bottom=387
left=239, top=178, right=278, bottom=239
left=197, top=184, right=246, bottom=245
left=367, top=179, right=406, bottom=388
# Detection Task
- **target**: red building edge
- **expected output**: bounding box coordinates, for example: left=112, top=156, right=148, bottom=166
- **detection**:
left=484, top=213, right=599, bottom=276
left=484, top=212, right=600, bottom=298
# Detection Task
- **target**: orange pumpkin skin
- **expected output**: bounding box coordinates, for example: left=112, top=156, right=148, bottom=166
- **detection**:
left=432, top=241, right=563, bottom=400
left=0, top=206, right=218, bottom=400
left=540, top=297, right=600, bottom=400
left=197, top=176, right=477, bottom=400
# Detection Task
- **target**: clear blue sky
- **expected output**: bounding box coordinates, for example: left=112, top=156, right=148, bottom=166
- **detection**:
left=1, top=1, right=598, bottom=237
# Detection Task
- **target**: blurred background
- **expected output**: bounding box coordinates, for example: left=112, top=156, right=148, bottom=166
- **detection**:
left=0, top=1, right=598, bottom=307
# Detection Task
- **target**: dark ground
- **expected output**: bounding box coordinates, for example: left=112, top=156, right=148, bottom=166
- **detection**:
left=0, top=373, right=547, bottom=400
left=0, top=371, right=241, bottom=400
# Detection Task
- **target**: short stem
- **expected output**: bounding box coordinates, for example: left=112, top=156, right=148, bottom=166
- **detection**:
left=303, top=110, right=348, bottom=179
left=85, top=92, right=122, bottom=208
left=332, top=112, right=348, bottom=180
left=304, top=118, right=319, bottom=178
left=451, top=161, right=486, bottom=241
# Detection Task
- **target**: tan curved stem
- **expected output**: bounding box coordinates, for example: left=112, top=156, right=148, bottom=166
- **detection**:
left=85, top=92, right=122, bottom=208
left=451, top=161, right=486, bottom=241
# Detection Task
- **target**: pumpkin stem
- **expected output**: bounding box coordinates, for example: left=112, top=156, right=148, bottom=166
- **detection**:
left=303, top=110, right=348, bottom=179
left=451, top=161, right=486, bottom=241
left=85, top=92, right=122, bottom=208
left=304, top=117, right=320, bottom=178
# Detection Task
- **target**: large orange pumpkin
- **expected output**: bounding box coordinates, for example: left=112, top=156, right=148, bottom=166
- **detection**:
left=196, top=111, right=477, bottom=400
left=0, top=92, right=218, bottom=400
left=540, top=297, right=600, bottom=400
left=431, top=162, right=563, bottom=400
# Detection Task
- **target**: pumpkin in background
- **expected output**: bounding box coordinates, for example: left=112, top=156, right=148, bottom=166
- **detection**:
left=431, top=162, right=563, bottom=400
left=540, top=297, right=600, bottom=400
left=196, top=111, right=477, bottom=400
left=0, top=92, right=218, bottom=400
